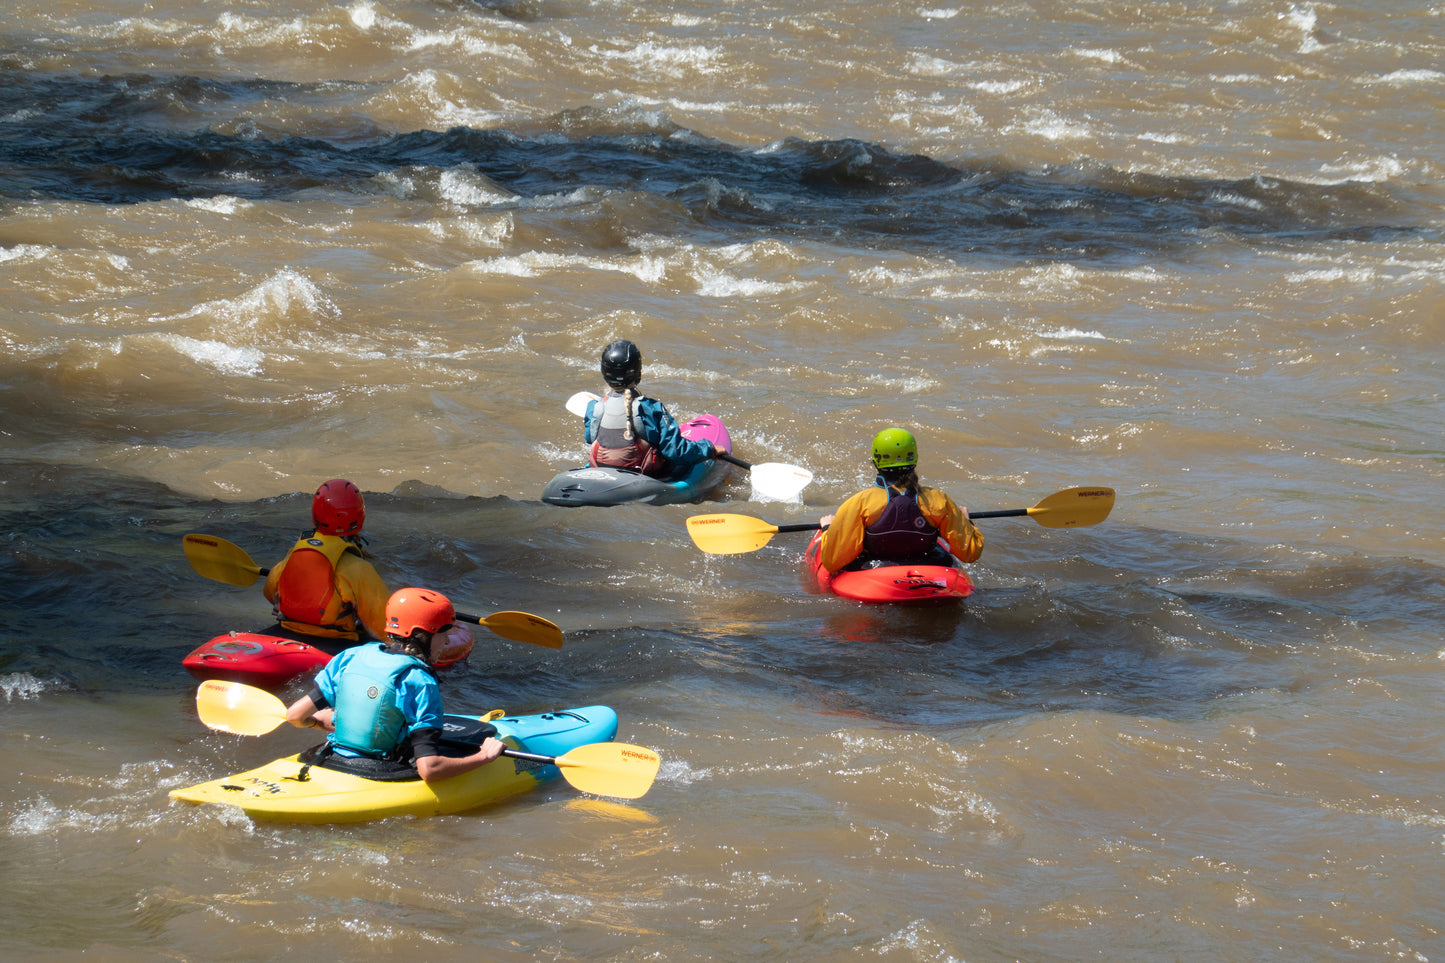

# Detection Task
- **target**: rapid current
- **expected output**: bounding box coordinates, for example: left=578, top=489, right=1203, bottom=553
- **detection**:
left=2, top=1, right=1442, bottom=959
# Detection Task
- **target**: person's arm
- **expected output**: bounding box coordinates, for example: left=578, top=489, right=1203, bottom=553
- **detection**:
left=921, top=488, right=984, bottom=563
left=392, top=672, right=503, bottom=784
left=336, top=554, right=390, bottom=641
left=284, top=691, right=335, bottom=732
left=261, top=553, right=286, bottom=604
left=583, top=398, right=600, bottom=444
left=636, top=397, right=713, bottom=467
left=414, top=733, right=507, bottom=784
left=817, top=488, right=882, bottom=573
left=287, top=650, right=348, bottom=731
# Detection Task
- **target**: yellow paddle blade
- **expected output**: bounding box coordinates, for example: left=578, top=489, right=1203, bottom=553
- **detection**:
left=552, top=742, right=662, bottom=800
left=183, top=533, right=264, bottom=587
left=475, top=611, right=564, bottom=650
left=195, top=680, right=287, bottom=736
left=1027, top=487, right=1115, bottom=528
left=685, top=514, right=783, bottom=555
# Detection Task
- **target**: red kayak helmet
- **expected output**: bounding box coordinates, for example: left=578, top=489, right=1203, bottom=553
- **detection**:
left=311, top=478, right=365, bottom=536
left=385, top=587, right=456, bottom=640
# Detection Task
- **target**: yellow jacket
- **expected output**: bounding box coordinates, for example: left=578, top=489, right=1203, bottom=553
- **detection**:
left=818, top=484, right=983, bottom=574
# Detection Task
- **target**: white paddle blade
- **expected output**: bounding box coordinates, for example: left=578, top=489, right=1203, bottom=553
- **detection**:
left=748, top=462, right=814, bottom=502
left=565, top=391, right=601, bottom=417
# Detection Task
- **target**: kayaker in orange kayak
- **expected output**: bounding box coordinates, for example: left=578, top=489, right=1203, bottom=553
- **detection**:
left=817, top=428, right=983, bottom=573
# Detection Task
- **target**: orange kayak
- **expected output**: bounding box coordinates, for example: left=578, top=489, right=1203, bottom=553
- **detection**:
left=802, top=532, right=974, bottom=604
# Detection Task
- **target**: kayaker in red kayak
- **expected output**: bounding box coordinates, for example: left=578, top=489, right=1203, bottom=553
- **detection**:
left=817, top=428, right=984, bottom=573
left=260, top=478, right=391, bottom=644
left=584, top=339, right=717, bottom=479
left=283, top=587, right=506, bottom=784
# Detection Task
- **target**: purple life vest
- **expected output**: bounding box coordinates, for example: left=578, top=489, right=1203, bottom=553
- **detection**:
left=862, top=487, right=940, bottom=558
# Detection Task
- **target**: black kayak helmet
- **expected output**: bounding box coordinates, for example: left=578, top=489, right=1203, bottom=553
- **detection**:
left=600, top=339, right=643, bottom=388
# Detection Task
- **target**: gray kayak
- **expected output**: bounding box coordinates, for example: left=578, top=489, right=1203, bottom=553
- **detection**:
left=542, top=414, right=732, bottom=507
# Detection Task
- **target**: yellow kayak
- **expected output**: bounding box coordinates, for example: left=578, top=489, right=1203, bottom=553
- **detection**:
left=171, top=705, right=619, bottom=824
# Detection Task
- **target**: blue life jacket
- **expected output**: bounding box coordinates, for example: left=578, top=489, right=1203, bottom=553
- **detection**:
left=330, top=643, right=433, bottom=757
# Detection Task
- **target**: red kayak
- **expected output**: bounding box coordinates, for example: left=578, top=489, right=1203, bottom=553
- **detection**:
left=182, top=627, right=475, bottom=689
left=802, top=532, right=974, bottom=604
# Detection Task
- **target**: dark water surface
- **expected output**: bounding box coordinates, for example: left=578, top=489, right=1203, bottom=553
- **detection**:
left=3, top=0, right=1443, bottom=959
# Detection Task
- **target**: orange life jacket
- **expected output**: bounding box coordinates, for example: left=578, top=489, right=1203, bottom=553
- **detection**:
left=274, top=533, right=362, bottom=637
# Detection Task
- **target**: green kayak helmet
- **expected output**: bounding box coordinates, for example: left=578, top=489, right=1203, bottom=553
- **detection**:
left=871, top=427, right=918, bottom=471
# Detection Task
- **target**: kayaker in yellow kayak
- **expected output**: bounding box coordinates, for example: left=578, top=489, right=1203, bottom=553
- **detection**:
left=284, top=587, right=506, bottom=784
left=817, top=428, right=984, bottom=573
left=261, top=478, right=390, bottom=643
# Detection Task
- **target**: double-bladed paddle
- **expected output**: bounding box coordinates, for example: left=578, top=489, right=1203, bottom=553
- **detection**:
left=685, top=486, right=1116, bottom=554
left=181, top=534, right=564, bottom=650
left=194, top=680, right=661, bottom=799
left=564, top=391, right=814, bottom=502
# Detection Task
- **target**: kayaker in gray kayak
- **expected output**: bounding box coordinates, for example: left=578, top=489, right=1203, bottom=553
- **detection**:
left=584, top=339, right=717, bottom=480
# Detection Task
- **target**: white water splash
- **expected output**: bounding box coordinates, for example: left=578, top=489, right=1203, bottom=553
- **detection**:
left=348, top=1, right=376, bottom=31
left=1, top=672, right=49, bottom=701
left=156, top=335, right=268, bottom=376
left=1360, top=69, right=1445, bottom=87
left=175, top=267, right=338, bottom=334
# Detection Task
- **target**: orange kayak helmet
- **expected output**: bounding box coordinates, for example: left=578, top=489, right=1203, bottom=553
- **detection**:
left=385, top=587, right=456, bottom=641
left=311, top=478, right=365, bottom=537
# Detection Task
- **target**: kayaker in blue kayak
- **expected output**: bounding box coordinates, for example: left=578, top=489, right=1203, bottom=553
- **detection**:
left=260, top=478, right=391, bottom=644
left=283, top=587, right=506, bottom=784
left=817, top=428, right=984, bottom=573
left=584, top=339, right=717, bottom=479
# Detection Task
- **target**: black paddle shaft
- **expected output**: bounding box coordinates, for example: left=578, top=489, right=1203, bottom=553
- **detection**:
left=777, top=508, right=1025, bottom=535
left=259, top=569, right=490, bottom=629
left=502, top=748, right=561, bottom=766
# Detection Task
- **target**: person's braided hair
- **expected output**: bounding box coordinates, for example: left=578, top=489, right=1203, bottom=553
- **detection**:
left=622, top=387, right=638, bottom=440
left=879, top=466, right=920, bottom=496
